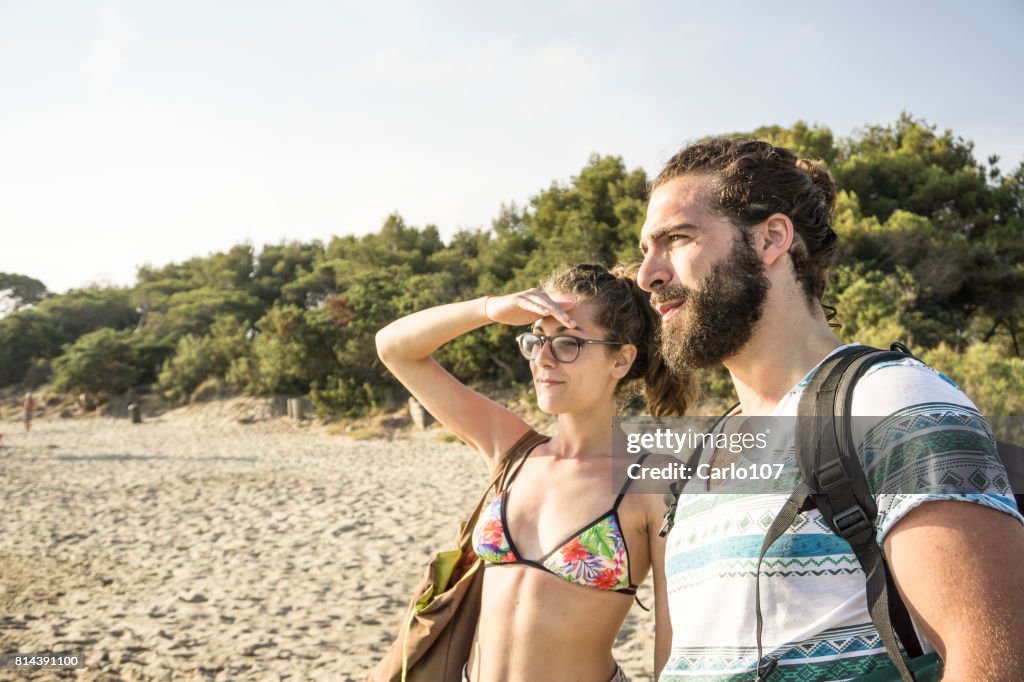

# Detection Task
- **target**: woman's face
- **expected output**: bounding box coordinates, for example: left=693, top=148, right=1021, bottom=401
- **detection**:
left=527, top=297, right=634, bottom=416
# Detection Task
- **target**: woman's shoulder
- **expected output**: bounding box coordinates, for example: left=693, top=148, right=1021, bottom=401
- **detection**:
left=500, top=427, right=550, bottom=455
left=483, top=426, right=550, bottom=475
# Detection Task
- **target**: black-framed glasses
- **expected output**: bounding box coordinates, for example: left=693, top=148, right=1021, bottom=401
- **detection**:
left=515, top=332, right=622, bottom=364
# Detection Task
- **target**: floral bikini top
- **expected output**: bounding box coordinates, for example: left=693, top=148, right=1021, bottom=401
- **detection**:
left=471, top=442, right=647, bottom=595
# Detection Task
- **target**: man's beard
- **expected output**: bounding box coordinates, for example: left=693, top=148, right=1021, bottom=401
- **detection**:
left=653, top=233, right=771, bottom=372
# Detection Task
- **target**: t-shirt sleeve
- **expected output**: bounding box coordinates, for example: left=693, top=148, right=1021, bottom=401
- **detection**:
left=848, top=358, right=1023, bottom=544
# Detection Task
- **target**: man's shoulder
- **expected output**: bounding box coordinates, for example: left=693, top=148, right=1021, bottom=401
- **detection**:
left=847, top=353, right=979, bottom=419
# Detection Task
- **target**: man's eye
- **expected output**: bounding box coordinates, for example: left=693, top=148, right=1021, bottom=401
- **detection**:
left=667, top=233, right=689, bottom=244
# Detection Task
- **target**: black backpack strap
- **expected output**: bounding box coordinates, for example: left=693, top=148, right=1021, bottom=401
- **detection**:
left=753, top=480, right=813, bottom=679
left=751, top=347, right=874, bottom=677
left=798, top=345, right=919, bottom=681
left=756, top=344, right=930, bottom=681
left=829, top=348, right=925, bottom=664
left=658, top=445, right=703, bottom=538
left=659, top=404, right=740, bottom=538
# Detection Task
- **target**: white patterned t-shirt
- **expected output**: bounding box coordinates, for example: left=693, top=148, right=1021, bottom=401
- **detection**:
left=660, top=345, right=1022, bottom=681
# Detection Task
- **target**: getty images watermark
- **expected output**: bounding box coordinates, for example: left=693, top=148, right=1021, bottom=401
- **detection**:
left=611, top=415, right=1024, bottom=497
left=611, top=415, right=792, bottom=495
left=622, top=425, right=782, bottom=484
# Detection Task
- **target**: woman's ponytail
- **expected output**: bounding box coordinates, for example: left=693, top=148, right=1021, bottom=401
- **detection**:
left=610, top=264, right=698, bottom=417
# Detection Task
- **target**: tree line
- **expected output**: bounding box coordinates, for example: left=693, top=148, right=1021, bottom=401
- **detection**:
left=2, top=114, right=1023, bottom=416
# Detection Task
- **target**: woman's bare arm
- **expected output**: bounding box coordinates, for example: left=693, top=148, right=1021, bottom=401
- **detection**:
left=375, top=290, right=574, bottom=466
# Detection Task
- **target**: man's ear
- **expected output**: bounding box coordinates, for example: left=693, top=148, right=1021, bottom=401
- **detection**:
left=612, top=344, right=639, bottom=379
left=755, top=213, right=795, bottom=267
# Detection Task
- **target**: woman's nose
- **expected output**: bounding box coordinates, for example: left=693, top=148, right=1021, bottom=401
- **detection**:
left=534, top=338, right=558, bottom=367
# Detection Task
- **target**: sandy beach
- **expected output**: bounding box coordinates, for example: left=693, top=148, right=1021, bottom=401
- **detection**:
left=0, top=402, right=657, bottom=681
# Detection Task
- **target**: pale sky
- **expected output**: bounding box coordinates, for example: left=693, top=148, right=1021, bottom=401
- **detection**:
left=2, top=0, right=1022, bottom=294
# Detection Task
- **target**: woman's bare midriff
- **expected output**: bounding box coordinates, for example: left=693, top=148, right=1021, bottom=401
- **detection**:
left=465, top=563, right=636, bottom=682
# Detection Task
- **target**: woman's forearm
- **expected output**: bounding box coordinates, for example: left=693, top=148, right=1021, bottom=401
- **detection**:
left=376, top=288, right=575, bottom=368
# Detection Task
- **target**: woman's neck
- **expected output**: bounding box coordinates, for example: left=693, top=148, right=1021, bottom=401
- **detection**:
left=549, top=401, right=616, bottom=459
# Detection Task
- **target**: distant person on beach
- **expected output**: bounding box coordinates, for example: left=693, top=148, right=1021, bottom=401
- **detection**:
left=637, top=137, right=1024, bottom=680
left=375, top=264, right=696, bottom=681
left=23, top=393, right=34, bottom=432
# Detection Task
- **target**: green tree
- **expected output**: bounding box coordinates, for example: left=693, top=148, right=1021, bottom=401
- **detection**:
left=0, top=272, right=50, bottom=316
left=831, top=266, right=921, bottom=349
left=51, top=329, right=146, bottom=396
left=512, top=155, right=650, bottom=287
left=745, top=121, right=838, bottom=165
left=251, top=241, right=325, bottom=305
left=142, top=288, right=265, bottom=344
left=33, top=287, right=137, bottom=342
left=0, top=310, right=59, bottom=386
left=156, top=316, right=248, bottom=401
left=923, top=342, right=1024, bottom=416
left=6, top=114, right=1020, bottom=418
left=834, top=113, right=994, bottom=232
left=0, top=287, right=137, bottom=387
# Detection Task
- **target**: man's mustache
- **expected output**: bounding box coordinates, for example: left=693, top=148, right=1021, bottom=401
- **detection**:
left=649, top=285, right=692, bottom=309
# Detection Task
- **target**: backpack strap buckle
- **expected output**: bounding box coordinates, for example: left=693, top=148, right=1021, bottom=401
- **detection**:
left=832, top=504, right=873, bottom=545
left=659, top=482, right=683, bottom=537
left=817, top=457, right=849, bottom=491
left=658, top=504, right=676, bottom=538
left=655, top=475, right=688, bottom=532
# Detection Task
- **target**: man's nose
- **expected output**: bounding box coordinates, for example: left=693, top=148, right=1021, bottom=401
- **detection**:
left=637, top=249, right=671, bottom=292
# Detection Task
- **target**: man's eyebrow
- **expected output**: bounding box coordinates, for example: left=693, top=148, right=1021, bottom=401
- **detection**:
left=639, top=223, right=699, bottom=253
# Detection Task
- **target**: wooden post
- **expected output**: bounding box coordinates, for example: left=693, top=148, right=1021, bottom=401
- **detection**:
left=271, top=395, right=288, bottom=418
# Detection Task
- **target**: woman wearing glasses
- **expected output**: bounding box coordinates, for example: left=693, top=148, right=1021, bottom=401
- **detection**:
left=375, top=263, right=695, bottom=682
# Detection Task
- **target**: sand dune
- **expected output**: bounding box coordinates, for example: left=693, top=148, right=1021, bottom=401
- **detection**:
left=0, top=406, right=656, bottom=681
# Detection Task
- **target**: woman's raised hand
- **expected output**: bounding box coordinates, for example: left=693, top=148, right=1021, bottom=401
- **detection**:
left=484, top=289, right=577, bottom=328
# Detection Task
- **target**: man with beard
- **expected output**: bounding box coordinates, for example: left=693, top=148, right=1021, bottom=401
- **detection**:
left=636, top=137, right=1024, bottom=681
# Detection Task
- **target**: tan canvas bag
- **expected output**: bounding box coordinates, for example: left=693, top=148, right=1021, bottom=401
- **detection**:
left=367, top=429, right=549, bottom=682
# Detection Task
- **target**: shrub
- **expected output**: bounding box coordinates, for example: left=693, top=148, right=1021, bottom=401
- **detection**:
left=51, top=329, right=144, bottom=396
left=922, top=342, right=1024, bottom=417
left=310, top=374, right=388, bottom=417
left=190, top=377, right=226, bottom=404
left=156, top=316, right=247, bottom=402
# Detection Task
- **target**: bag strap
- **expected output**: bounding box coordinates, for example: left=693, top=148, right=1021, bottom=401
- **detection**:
left=659, top=404, right=739, bottom=538
left=828, top=346, right=926, bottom=666
left=812, top=345, right=919, bottom=682
left=752, top=347, right=868, bottom=677
left=401, top=428, right=550, bottom=681
left=457, top=429, right=550, bottom=549
left=755, top=344, right=922, bottom=681
left=752, top=480, right=812, bottom=681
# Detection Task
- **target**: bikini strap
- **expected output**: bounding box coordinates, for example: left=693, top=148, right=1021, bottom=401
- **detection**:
left=458, top=429, right=549, bottom=549
left=612, top=452, right=652, bottom=510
